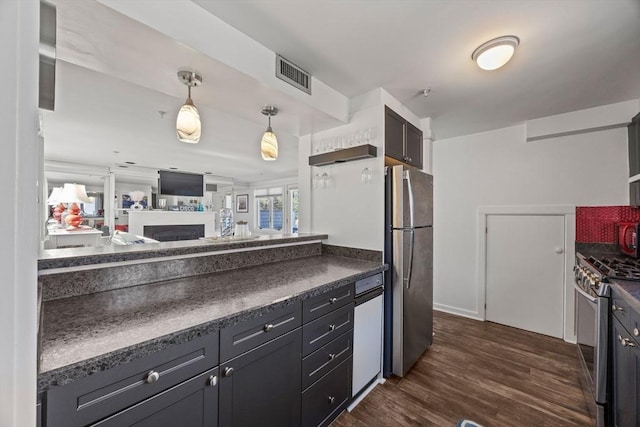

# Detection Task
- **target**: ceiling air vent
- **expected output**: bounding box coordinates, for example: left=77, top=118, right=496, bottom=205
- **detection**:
left=276, top=54, right=311, bottom=95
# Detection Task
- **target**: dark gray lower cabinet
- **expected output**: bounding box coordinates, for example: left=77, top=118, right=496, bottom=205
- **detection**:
left=219, top=329, right=302, bottom=427
left=612, top=316, right=640, bottom=427
left=302, top=357, right=352, bottom=427
left=91, top=367, right=218, bottom=427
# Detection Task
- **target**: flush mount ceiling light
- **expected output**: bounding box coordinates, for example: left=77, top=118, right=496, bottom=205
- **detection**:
left=261, top=106, right=279, bottom=161
left=472, top=35, right=519, bottom=71
left=176, top=70, right=202, bottom=143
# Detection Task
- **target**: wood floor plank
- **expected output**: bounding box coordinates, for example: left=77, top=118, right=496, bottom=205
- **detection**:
left=332, top=311, right=594, bottom=427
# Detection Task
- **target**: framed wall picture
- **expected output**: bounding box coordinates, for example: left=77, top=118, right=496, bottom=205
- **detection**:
left=236, top=194, right=249, bottom=213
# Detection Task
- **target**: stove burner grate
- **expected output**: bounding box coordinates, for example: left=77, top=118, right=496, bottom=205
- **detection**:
left=588, top=256, right=640, bottom=281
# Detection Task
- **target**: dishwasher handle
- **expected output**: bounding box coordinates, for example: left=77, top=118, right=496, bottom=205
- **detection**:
left=355, top=286, right=384, bottom=306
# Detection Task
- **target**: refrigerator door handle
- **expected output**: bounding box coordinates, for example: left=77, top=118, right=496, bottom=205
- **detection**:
left=404, top=229, right=415, bottom=289
left=403, top=170, right=415, bottom=228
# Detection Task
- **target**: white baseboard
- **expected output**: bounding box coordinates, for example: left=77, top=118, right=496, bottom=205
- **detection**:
left=434, top=303, right=483, bottom=321
left=347, top=378, right=382, bottom=412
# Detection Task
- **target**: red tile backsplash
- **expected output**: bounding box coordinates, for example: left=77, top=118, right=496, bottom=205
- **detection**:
left=576, top=206, right=640, bottom=243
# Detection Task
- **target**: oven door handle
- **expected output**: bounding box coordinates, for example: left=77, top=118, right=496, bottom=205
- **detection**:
left=573, top=281, right=597, bottom=303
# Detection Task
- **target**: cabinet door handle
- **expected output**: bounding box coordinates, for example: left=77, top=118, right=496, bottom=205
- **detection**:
left=622, top=338, right=636, bottom=347
left=612, top=304, right=624, bottom=312
left=263, top=324, right=274, bottom=332
left=145, top=371, right=160, bottom=384
left=329, top=297, right=337, bottom=304
left=329, top=324, right=336, bottom=331
left=328, top=396, right=336, bottom=404
left=208, top=375, right=218, bottom=387
left=634, top=328, right=639, bottom=337
left=223, top=367, right=234, bottom=377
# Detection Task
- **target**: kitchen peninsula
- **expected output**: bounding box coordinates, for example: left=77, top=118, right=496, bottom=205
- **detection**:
left=37, top=234, right=386, bottom=426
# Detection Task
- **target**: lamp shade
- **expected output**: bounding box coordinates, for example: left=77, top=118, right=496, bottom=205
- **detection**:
left=46, top=187, right=64, bottom=205
left=60, top=183, right=91, bottom=204
left=472, top=36, right=519, bottom=71
left=261, top=129, right=278, bottom=161
left=176, top=98, right=201, bottom=143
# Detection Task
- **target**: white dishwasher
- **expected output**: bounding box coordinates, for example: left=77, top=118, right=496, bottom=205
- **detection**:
left=352, top=274, right=384, bottom=398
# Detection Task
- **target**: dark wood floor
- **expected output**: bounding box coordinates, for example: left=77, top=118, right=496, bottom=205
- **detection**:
left=333, top=311, right=594, bottom=427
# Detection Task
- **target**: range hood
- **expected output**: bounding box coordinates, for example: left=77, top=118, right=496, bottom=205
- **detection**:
left=39, top=1, right=56, bottom=111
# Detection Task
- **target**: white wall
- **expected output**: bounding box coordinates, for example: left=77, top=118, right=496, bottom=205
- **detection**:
left=302, top=103, right=385, bottom=250
left=0, top=1, right=39, bottom=425
left=433, top=102, right=633, bottom=323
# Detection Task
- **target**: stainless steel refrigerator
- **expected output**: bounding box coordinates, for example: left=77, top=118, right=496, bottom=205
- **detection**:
left=383, top=165, right=433, bottom=377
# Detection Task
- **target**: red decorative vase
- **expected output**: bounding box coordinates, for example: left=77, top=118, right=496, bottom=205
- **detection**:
left=64, top=203, right=84, bottom=228
left=53, top=203, right=65, bottom=223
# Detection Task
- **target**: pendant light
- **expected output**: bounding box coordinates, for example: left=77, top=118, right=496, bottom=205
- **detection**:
left=472, top=36, right=519, bottom=71
left=176, top=71, right=202, bottom=143
left=261, top=106, right=279, bottom=161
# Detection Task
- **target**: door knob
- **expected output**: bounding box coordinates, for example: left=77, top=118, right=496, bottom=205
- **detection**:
left=554, top=248, right=564, bottom=254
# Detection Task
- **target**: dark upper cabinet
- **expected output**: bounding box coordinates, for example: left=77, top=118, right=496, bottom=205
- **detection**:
left=384, top=105, right=423, bottom=169
left=629, top=113, right=640, bottom=206
left=629, top=113, right=640, bottom=177
left=385, top=106, right=406, bottom=162
left=91, top=367, right=219, bottom=427
left=219, top=329, right=302, bottom=427
left=611, top=316, right=639, bottom=427
left=405, top=121, right=423, bottom=169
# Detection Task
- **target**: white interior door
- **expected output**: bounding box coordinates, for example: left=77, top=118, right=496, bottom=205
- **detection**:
left=486, top=214, right=565, bottom=338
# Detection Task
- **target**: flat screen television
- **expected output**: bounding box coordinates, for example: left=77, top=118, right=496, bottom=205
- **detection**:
left=158, top=170, right=204, bottom=197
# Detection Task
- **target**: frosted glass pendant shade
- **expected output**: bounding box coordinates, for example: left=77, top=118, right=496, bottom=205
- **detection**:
left=261, top=128, right=278, bottom=161
left=176, top=98, right=201, bottom=143
left=472, top=36, right=519, bottom=71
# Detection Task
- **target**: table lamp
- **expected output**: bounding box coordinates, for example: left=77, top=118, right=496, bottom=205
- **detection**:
left=46, top=187, right=65, bottom=224
left=60, top=183, right=91, bottom=229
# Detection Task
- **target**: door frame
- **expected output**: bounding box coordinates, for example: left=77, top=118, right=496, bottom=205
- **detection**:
left=477, top=205, right=576, bottom=342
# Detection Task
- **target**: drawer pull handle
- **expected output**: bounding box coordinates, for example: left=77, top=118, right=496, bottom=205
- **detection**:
left=328, top=396, right=336, bottom=404
left=263, top=324, right=274, bottom=332
left=621, top=337, right=636, bottom=347
left=329, top=297, right=337, bottom=304
left=223, top=367, right=234, bottom=377
left=329, top=353, right=336, bottom=360
left=329, top=324, right=336, bottom=331
left=208, top=375, right=218, bottom=387
left=145, top=371, right=160, bottom=384
left=634, top=328, right=639, bottom=337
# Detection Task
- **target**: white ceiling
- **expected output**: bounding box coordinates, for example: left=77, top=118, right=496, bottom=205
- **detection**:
left=196, top=0, right=640, bottom=138
left=45, top=0, right=640, bottom=185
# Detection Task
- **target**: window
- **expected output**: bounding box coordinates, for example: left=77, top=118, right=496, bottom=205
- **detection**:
left=288, top=186, right=299, bottom=233
left=255, top=187, right=283, bottom=231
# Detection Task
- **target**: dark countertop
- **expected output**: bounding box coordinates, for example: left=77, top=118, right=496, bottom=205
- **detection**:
left=38, top=254, right=386, bottom=392
left=38, top=233, right=328, bottom=270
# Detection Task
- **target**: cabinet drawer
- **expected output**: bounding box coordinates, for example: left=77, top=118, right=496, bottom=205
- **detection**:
left=302, top=330, right=352, bottom=390
left=302, top=357, right=352, bottom=427
left=90, top=367, right=218, bottom=427
left=46, top=332, right=219, bottom=427
left=220, top=302, right=302, bottom=362
left=612, top=288, right=633, bottom=331
left=303, top=284, right=354, bottom=323
left=303, top=303, right=354, bottom=357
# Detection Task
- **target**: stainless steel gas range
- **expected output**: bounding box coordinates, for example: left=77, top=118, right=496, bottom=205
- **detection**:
left=574, top=253, right=640, bottom=426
